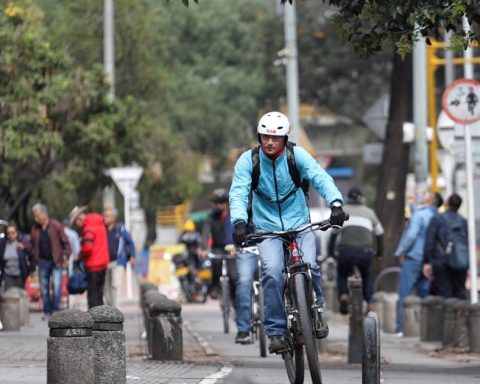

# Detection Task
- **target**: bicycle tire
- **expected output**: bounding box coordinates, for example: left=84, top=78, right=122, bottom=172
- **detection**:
left=293, top=273, right=322, bottom=384
left=283, top=336, right=304, bottom=383
left=257, top=284, right=267, bottom=357
left=181, top=278, right=193, bottom=303
left=220, top=278, right=230, bottom=334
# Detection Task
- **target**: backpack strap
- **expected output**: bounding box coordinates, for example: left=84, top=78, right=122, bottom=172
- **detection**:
left=286, top=142, right=310, bottom=197
left=251, top=146, right=260, bottom=193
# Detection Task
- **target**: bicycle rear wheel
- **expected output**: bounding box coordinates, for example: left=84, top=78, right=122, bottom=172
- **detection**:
left=257, top=284, right=267, bottom=357
left=294, top=273, right=322, bottom=384
left=220, top=278, right=230, bottom=333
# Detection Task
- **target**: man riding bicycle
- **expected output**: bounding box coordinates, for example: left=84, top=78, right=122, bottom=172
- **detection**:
left=229, top=111, right=346, bottom=354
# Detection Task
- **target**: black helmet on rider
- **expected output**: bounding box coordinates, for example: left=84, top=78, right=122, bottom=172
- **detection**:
left=210, top=188, right=229, bottom=204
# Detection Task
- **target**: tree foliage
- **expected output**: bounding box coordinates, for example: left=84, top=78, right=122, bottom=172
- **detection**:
left=284, top=0, right=480, bottom=57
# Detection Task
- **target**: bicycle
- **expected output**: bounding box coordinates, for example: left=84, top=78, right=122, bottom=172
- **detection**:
left=247, top=218, right=347, bottom=384
left=208, top=251, right=237, bottom=334
left=241, top=245, right=267, bottom=357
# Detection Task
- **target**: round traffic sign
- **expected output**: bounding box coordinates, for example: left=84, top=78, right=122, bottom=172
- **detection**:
left=442, top=78, right=480, bottom=125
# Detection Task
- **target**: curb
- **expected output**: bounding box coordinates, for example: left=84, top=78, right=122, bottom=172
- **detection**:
left=184, top=321, right=218, bottom=356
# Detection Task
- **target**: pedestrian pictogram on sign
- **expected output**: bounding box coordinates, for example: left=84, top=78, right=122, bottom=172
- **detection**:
left=442, top=78, right=480, bottom=125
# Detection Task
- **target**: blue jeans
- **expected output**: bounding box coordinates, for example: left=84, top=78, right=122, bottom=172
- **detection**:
left=396, top=257, right=430, bottom=332
left=235, top=251, right=257, bottom=333
left=39, top=259, right=63, bottom=315
left=257, top=230, right=323, bottom=336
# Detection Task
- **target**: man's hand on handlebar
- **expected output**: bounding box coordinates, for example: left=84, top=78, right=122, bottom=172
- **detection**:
left=233, top=221, right=247, bottom=247
left=329, top=203, right=347, bottom=229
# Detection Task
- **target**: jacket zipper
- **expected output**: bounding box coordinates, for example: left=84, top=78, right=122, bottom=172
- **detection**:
left=272, top=160, right=285, bottom=230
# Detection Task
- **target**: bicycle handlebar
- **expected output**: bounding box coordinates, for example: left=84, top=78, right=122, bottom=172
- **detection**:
left=246, top=215, right=349, bottom=243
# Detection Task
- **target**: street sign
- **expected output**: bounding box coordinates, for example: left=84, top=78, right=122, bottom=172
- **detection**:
left=106, top=166, right=143, bottom=198
left=362, top=94, right=389, bottom=140
left=442, top=78, right=480, bottom=125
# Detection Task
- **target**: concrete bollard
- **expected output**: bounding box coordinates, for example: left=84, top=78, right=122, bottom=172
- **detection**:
left=323, top=281, right=338, bottom=313
left=362, top=312, right=381, bottom=384
left=18, top=288, right=30, bottom=326
left=88, top=305, right=126, bottom=384
left=139, top=282, right=158, bottom=309
left=149, top=298, right=183, bottom=361
left=452, top=300, right=469, bottom=350
left=348, top=277, right=363, bottom=364
left=442, top=298, right=460, bottom=348
left=403, top=295, right=421, bottom=337
left=47, top=309, right=95, bottom=384
left=381, top=293, right=398, bottom=333
left=469, top=303, right=480, bottom=353
left=0, top=287, right=21, bottom=331
left=420, top=296, right=444, bottom=342
left=144, top=292, right=168, bottom=356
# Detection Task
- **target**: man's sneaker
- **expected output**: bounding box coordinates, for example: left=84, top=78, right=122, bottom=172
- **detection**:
left=268, top=335, right=288, bottom=354
left=339, top=294, right=349, bottom=315
left=235, top=331, right=251, bottom=344
left=313, top=304, right=329, bottom=339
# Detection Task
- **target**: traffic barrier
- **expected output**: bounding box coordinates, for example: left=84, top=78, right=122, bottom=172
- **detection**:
left=442, top=298, right=460, bottom=347
left=362, top=312, right=380, bottom=384
left=403, top=295, right=421, bottom=337
left=88, top=305, right=126, bottom=384
left=348, top=276, right=363, bottom=364
left=0, top=287, right=21, bottom=331
left=469, top=303, right=480, bottom=353
left=149, top=297, right=183, bottom=361
left=452, top=300, right=469, bottom=350
left=47, top=309, right=95, bottom=384
left=381, top=292, right=398, bottom=333
left=420, top=296, right=444, bottom=342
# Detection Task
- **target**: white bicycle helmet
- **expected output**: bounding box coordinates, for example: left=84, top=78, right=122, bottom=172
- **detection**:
left=257, top=111, right=290, bottom=136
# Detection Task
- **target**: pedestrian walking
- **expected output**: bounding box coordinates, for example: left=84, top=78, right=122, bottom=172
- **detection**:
left=69, top=206, right=109, bottom=308
left=30, top=203, right=71, bottom=320
left=0, top=223, right=35, bottom=291
left=328, top=187, right=384, bottom=314
left=394, top=190, right=436, bottom=335
left=103, top=207, right=136, bottom=307
left=423, top=193, right=469, bottom=299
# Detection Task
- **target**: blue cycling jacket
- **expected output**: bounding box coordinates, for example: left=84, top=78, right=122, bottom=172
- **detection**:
left=229, top=145, right=343, bottom=231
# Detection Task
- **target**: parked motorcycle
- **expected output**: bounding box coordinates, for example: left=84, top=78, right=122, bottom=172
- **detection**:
left=172, top=251, right=211, bottom=303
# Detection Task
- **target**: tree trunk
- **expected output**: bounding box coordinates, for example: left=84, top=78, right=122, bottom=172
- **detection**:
left=374, top=53, right=412, bottom=288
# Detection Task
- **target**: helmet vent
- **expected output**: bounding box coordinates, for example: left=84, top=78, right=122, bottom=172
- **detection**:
left=278, top=126, right=283, bottom=130
left=261, top=124, right=266, bottom=128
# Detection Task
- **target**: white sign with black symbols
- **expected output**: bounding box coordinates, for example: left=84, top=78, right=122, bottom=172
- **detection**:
left=442, top=78, right=480, bottom=125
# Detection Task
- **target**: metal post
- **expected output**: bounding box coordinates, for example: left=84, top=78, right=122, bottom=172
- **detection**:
left=464, top=124, right=478, bottom=304
left=104, top=0, right=115, bottom=101
left=283, top=2, right=299, bottom=144
left=413, top=30, right=429, bottom=193
left=444, top=31, right=454, bottom=86
left=463, top=17, right=474, bottom=80
left=124, top=189, right=133, bottom=299
left=348, top=277, right=363, bottom=363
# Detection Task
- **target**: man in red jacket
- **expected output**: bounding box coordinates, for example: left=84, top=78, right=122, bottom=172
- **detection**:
left=69, top=206, right=109, bottom=308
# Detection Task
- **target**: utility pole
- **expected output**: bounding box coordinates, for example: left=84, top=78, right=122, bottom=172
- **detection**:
left=283, top=2, right=300, bottom=144
left=412, top=31, right=429, bottom=197
left=104, top=0, right=115, bottom=101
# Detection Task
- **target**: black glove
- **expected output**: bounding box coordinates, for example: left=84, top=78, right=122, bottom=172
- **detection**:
left=329, top=205, right=346, bottom=228
left=233, top=221, right=247, bottom=246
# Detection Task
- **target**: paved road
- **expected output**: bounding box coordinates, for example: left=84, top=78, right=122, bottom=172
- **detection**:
left=182, top=299, right=480, bottom=384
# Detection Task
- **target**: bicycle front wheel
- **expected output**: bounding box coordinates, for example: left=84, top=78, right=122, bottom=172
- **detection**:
left=257, top=284, right=267, bottom=357
left=220, top=278, right=231, bottom=333
left=293, top=273, right=322, bottom=384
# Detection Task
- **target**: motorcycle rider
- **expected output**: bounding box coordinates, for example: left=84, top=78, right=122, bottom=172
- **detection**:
left=229, top=111, right=346, bottom=354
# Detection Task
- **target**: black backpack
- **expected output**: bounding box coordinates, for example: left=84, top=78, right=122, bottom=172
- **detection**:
left=440, top=213, right=469, bottom=270
left=250, top=141, right=309, bottom=202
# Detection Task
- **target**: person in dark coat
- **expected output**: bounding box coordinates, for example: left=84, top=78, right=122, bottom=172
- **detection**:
left=0, top=223, right=35, bottom=290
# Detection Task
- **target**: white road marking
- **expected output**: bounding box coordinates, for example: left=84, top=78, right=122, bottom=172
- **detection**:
left=199, top=366, right=233, bottom=384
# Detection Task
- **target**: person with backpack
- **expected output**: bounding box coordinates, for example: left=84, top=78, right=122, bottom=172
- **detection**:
left=229, top=111, right=346, bottom=354
left=423, top=193, right=469, bottom=299
left=103, top=207, right=136, bottom=307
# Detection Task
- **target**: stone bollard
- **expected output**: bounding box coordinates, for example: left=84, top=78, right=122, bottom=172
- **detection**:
left=442, top=298, right=460, bottom=348
left=139, top=282, right=158, bottom=309
left=323, top=281, right=338, bottom=313
left=149, top=298, right=183, bottom=361
left=403, top=296, right=421, bottom=337
left=369, top=291, right=386, bottom=326
left=362, top=312, right=381, bottom=384
left=452, top=300, right=469, bottom=350
left=381, top=293, right=398, bottom=333
left=144, top=292, right=168, bottom=356
left=0, top=287, right=21, bottom=331
left=18, top=288, right=30, bottom=326
left=469, top=303, right=480, bottom=353
left=420, top=296, right=444, bottom=342
left=348, top=277, right=363, bottom=364
left=47, top=309, right=95, bottom=384
left=88, top=305, right=126, bottom=384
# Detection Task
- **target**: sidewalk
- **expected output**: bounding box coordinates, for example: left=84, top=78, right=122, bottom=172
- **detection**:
left=0, top=299, right=224, bottom=384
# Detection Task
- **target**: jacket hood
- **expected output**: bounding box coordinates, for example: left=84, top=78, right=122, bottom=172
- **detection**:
left=83, top=213, right=104, bottom=228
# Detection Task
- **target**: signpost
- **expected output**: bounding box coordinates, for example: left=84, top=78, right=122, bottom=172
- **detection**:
left=442, top=78, right=480, bottom=304
left=106, top=166, right=143, bottom=299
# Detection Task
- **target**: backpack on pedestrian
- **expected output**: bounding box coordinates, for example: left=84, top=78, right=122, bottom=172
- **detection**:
left=440, top=213, right=469, bottom=270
